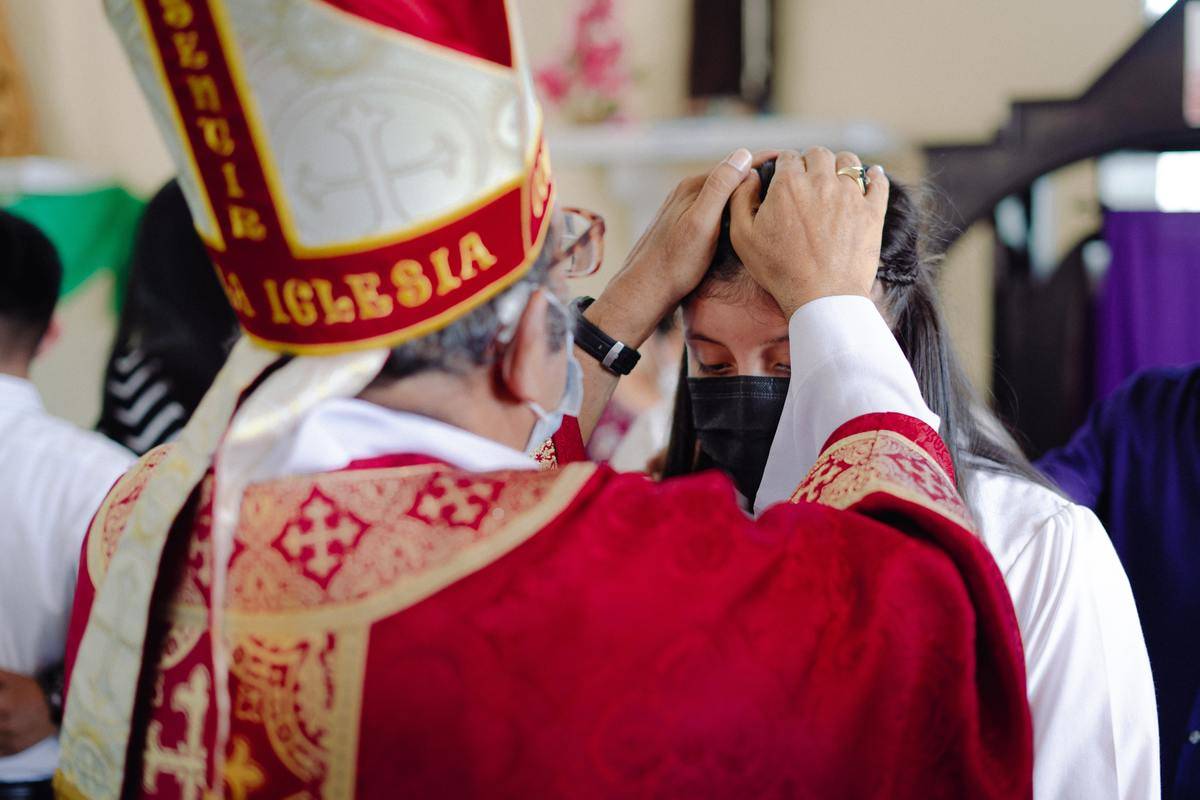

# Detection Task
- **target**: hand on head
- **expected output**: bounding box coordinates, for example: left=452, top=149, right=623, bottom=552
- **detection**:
left=586, top=147, right=773, bottom=348
left=730, top=147, right=889, bottom=318
left=578, top=145, right=887, bottom=442
left=591, top=146, right=887, bottom=346
left=575, top=148, right=769, bottom=439
left=620, top=147, right=772, bottom=308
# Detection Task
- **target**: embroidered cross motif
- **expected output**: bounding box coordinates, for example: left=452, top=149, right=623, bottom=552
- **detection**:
left=298, top=99, right=455, bottom=223
left=143, top=665, right=210, bottom=800
left=222, top=736, right=265, bottom=800
left=280, top=492, right=366, bottom=579
left=410, top=473, right=504, bottom=530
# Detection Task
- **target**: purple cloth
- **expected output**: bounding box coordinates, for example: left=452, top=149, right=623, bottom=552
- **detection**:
left=1095, top=212, right=1200, bottom=400
left=1038, top=365, right=1200, bottom=797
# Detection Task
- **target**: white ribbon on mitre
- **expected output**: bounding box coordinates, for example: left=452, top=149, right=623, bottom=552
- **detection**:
left=204, top=344, right=388, bottom=788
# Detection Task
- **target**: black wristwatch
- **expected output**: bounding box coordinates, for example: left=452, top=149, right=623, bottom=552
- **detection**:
left=570, top=296, right=642, bottom=376
left=36, top=664, right=64, bottom=727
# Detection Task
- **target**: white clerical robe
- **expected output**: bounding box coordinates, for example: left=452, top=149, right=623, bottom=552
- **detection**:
left=755, top=300, right=1160, bottom=800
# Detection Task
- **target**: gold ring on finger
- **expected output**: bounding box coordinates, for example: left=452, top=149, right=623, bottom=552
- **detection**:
left=836, top=165, right=869, bottom=194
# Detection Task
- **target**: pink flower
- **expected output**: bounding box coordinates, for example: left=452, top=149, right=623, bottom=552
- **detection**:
left=536, top=0, right=631, bottom=121
left=579, top=40, right=625, bottom=92
left=535, top=65, right=573, bottom=105
left=577, top=0, right=615, bottom=28
left=574, top=0, right=615, bottom=51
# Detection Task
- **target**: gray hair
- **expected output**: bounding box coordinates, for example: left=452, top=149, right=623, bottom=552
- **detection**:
left=374, top=243, right=563, bottom=382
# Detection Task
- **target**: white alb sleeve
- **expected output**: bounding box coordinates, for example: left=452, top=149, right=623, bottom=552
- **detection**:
left=753, top=296, right=939, bottom=515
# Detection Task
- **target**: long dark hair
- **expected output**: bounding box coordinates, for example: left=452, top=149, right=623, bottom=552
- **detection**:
left=663, top=166, right=1056, bottom=502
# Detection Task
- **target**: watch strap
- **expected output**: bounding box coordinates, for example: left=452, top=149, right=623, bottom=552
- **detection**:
left=570, top=296, right=642, bottom=376
left=36, top=664, right=64, bottom=727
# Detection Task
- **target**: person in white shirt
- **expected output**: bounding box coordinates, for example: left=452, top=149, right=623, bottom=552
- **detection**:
left=0, top=211, right=133, bottom=797
left=660, top=161, right=1159, bottom=799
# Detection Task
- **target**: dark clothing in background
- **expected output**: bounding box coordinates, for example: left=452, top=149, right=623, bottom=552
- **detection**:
left=1038, top=366, right=1200, bottom=797
left=992, top=233, right=1095, bottom=458
left=688, top=0, right=774, bottom=109
left=0, top=779, right=53, bottom=800
left=97, top=180, right=236, bottom=454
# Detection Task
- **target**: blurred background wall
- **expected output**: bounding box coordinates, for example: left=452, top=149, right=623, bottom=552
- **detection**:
left=3, top=1, right=170, bottom=193
left=0, top=0, right=1153, bottom=427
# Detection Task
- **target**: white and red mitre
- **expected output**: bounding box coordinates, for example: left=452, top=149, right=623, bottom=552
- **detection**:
left=106, top=0, right=553, bottom=353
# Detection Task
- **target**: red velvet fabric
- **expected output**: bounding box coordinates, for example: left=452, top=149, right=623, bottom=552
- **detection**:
left=814, top=415, right=1031, bottom=791
left=549, top=415, right=588, bottom=465
left=357, top=465, right=1030, bottom=798
left=316, top=0, right=514, bottom=67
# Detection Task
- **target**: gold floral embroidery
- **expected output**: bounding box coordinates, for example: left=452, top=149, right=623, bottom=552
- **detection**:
left=86, top=445, right=173, bottom=588
left=224, top=626, right=367, bottom=798
left=792, top=430, right=971, bottom=529
left=218, top=464, right=580, bottom=619
left=230, top=634, right=329, bottom=783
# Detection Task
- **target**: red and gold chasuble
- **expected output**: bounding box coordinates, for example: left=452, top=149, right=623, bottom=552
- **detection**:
left=61, top=414, right=1032, bottom=799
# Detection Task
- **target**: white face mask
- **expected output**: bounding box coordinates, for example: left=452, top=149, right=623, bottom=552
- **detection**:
left=523, top=293, right=583, bottom=455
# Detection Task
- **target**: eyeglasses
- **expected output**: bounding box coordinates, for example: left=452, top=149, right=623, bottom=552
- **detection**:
left=493, top=274, right=574, bottom=346
left=493, top=207, right=604, bottom=345
left=549, top=207, right=605, bottom=278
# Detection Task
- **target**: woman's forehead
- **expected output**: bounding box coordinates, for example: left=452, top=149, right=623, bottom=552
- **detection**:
left=683, top=292, right=789, bottom=343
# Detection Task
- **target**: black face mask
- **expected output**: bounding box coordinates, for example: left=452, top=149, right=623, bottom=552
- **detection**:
left=687, top=376, right=789, bottom=506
